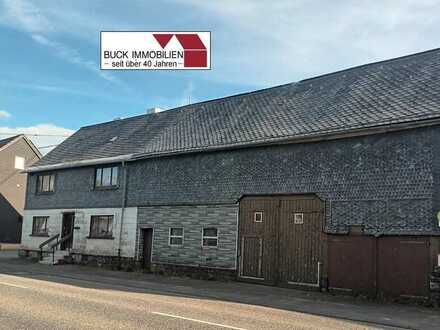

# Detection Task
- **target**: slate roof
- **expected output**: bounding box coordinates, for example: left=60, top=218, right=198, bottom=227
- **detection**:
left=0, top=135, right=21, bottom=149
left=35, top=48, right=440, bottom=167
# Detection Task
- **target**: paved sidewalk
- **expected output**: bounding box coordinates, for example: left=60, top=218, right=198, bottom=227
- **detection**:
left=1, top=252, right=439, bottom=329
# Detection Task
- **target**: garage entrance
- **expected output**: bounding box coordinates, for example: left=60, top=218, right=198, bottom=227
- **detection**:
left=328, top=235, right=431, bottom=298
left=238, top=195, right=325, bottom=287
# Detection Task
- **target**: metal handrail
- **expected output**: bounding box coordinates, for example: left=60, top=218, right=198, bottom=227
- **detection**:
left=39, top=234, right=59, bottom=261
left=39, top=233, right=59, bottom=249
left=49, top=232, right=74, bottom=264
left=38, top=232, right=73, bottom=263
left=56, top=232, right=73, bottom=249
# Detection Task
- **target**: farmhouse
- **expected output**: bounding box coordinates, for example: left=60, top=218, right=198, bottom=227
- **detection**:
left=21, top=49, right=440, bottom=301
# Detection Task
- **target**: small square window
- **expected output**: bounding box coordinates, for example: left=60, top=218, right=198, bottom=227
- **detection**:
left=294, top=213, right=304, bottom=224
left=169, top=227, right=184, bottom=246
left=32, top=216, right=48, bottom=236
left=15, top=156, right=25, bottom=170
left=202, top=227, right=218, bottom=247
left=254, top=211, right=263, bottom=222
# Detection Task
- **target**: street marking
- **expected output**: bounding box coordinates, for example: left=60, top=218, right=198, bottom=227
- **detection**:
left=0, top=281, right=28, bottom=289
left=151, top=312, right=247, bottom=330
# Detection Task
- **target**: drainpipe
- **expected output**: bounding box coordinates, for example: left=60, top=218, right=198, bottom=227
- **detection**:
left=118, top=161, right=128, bottom=268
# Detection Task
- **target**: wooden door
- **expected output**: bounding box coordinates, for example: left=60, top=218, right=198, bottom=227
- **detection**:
left=239, top=197, right=279, bottom=284
left=238, top=195, right=324, bottom=287
left=377, top=237, right=430, bottom=298
left=61, top=213, right=75, bottom=250
left=142, top=228, right=153, bottom=271
left=278, top=197, right=325, bottom=286
left=328, top=235, right=377, bottom=296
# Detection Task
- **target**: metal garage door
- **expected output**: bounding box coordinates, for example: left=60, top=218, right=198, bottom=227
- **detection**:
left=238, top=195, right=325, bottom=287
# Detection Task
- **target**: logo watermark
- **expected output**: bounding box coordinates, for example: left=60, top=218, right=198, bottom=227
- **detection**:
left=100, top=31, right=211, bottom=70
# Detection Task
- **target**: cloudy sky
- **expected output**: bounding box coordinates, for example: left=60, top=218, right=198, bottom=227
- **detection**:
left=0, top=0, right=439, bottom=152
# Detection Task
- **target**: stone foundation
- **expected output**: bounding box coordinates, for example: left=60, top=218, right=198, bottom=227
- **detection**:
left=70, top=253, right=137, bottom=272
left=151, top=263, right=237, bottom=281
left=18, top=249, right=41, bottom=260
left=71, top=254, right=236, bottom=280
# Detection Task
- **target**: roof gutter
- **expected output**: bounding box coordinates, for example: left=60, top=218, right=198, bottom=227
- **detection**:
left=25, top=154, right=134, bottom=173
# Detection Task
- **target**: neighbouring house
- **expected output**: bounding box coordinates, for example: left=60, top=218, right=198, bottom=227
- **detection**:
left=0, top=135, right=41, bottom=243
left=21, top=49, right=440, bottom=303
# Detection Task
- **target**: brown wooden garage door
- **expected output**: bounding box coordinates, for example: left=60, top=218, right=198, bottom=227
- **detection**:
left=239, top=195, right=325, bottom=287
left=328, top=235, right=430, bottom=298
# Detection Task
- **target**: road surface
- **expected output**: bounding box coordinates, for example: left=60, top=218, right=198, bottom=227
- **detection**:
left=0, top=252, right=438, bottom=329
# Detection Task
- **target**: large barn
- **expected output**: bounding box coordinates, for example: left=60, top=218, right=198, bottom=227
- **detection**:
left=21, top=49, right=440, bottom=302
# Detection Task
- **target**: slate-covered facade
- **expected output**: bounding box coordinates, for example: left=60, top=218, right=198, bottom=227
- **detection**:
left=21, top=49, right=440, bottom=301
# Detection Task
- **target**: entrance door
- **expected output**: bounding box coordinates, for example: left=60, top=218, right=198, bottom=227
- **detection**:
left=61, top=213, right=75, bottom=250
left=141, top=228, right=153, bottom=271
left=238, top=195, right=324, bottom=287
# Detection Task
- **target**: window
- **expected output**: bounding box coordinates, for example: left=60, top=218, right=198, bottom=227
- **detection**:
left=169, top=227, right=184, bottom=246
left=95, top=166, right=119, bottom=188
left=254, top=211, right=263, bottom=222
left=294, top=213, right=304, bottom=224
left=32, top=216, right=48, bottom=236
left=37, top=174, right=55, bottom=193
left=89, top=215, right=114, bottom=238
left=15, top=156, right=25, bottom=170
left=202, top=227, right=218, bottom=247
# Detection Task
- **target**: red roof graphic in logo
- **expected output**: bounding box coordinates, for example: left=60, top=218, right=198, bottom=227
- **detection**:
left=153, top=33, right=207, bottom=68
left=153, top=34, right=173, bottom=48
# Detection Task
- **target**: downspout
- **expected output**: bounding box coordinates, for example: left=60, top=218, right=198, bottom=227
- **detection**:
left=118, top=161, right=128, bottom=268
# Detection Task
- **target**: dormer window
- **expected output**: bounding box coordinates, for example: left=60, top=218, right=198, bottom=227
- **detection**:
left=95, top=166, right=119, bottom=188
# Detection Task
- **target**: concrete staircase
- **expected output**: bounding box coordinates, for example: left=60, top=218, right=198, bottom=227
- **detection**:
left=39, top=250, right=70, bottom=265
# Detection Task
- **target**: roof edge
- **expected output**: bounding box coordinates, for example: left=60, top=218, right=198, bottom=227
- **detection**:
left=0, top=135, right=24, bottom=153
left=31, top=115, right=440, bottom=172
left=25, top=154, right=133, bottom=173
left=301, top=47, right=440, bottom=83
left=22, top=135, right=43, bottom=159
left=130, top=116, right=440, bottom=161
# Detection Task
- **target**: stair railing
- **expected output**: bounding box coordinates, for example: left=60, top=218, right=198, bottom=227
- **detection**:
left=49, top=232, right=74, bottom=264
left=39, top=234, right=60, bottom=261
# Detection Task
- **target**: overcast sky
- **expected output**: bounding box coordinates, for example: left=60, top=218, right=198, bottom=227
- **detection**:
left=0, top=0, right=439, bottom=152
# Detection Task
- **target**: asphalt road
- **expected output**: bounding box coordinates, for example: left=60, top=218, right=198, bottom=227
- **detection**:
left=0, top=272, right=380, bottom=330
left=0, top=252, right=438, bottom=330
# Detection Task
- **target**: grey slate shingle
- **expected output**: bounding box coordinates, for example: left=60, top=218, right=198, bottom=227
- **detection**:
left=0, top=135, right=20, bottom=149
left=36, top=48, right=440, bottom=167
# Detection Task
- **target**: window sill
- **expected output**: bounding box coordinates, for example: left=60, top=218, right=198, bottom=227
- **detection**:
left=30, top=234, right=49, bottom=237
left=86, top=236, right=115, bottom=240
left=93, top=186, right=119, bottom=191
left=36, top=192, right=54, bottom=196
left=202, top=245, right=218, bottom=249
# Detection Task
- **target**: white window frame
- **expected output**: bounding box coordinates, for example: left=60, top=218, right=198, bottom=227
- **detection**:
left=15, top=156, right=25, bottom=170
left=254, top=211, right=263, bottom=223
left=169, top=227, right=184, bottom=246
left=37, top=173, right=55, bottom=193
left=294, top=213, right=304, bottom=224
left=202, top=227, right=219, bottom=247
